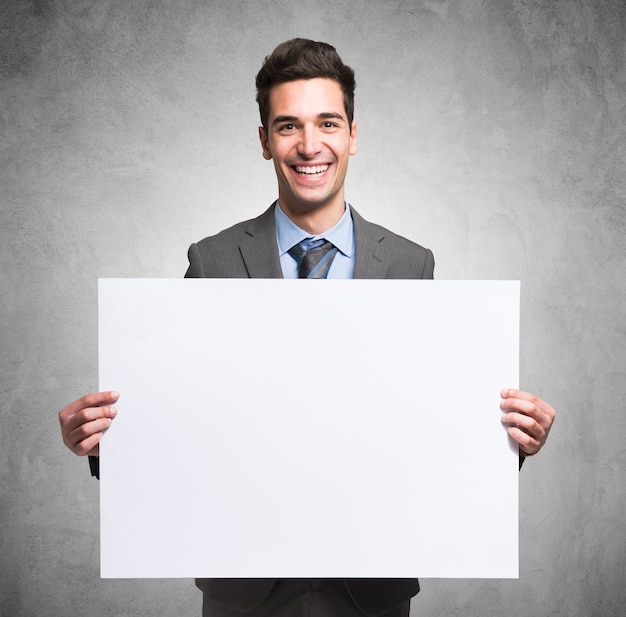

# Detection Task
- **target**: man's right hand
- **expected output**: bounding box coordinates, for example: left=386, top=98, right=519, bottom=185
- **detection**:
left=58, top=391, right=119, bottom=457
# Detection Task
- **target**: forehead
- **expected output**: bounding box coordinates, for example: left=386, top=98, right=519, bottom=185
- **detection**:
left=267, top=78, right=346, bottom=120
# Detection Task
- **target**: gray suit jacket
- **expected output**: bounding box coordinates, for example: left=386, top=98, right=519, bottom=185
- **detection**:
left=185, top=204, right=434, bottom=281
left=186, top=203, right=433, bottom=616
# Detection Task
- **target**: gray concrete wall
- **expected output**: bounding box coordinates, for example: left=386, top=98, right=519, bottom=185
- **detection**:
left=1, top=1, right=624, bottom=615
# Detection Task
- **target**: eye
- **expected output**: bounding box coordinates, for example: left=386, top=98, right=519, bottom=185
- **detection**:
left=279, top=123, right=296, bottom=132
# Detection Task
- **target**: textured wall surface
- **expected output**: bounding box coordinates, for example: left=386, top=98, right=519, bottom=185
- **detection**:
left=1, top=1, right=625, bottom=616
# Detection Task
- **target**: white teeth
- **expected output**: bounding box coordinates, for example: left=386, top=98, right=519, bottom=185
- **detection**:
left=295, top=165, right=329, bottom=175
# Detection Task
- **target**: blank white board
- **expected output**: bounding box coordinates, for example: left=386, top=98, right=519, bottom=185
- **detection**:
left=99, top=279, right=519, bottom=578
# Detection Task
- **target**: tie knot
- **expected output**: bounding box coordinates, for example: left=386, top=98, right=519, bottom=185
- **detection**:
left=288, top=238, right=338, bottom=279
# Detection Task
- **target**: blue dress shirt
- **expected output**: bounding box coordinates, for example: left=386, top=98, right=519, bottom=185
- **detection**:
left=274, top=201, right=356, bottom=279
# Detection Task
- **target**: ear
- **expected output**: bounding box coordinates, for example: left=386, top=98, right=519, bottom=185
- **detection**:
left=349, top=120, right=358, bottom=156
left=259, top=126, right=272, bottom=160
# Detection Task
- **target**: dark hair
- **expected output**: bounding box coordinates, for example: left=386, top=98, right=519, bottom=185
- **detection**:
left=255, top=38, right=356, bottom=130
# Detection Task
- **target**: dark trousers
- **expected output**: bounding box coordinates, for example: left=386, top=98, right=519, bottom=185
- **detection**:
left=202, top=580, right=411, bottom=617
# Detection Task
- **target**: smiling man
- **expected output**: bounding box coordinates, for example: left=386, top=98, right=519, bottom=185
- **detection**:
left=259, top=76, right=358, bottom=234
left=58, top=39, right=556, bottom=617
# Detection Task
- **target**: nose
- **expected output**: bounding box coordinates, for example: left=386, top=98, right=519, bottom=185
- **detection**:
left=297, top=125, right=321, bottom=159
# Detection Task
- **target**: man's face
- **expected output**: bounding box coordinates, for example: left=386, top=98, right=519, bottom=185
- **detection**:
left=259, top=78, right=358, bottom=220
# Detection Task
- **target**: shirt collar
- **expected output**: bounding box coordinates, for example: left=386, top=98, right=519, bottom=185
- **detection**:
left=274, top=201, right=355, bottom=258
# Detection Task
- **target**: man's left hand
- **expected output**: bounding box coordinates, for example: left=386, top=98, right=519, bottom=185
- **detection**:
left=500, top=388, right=556, bottom=456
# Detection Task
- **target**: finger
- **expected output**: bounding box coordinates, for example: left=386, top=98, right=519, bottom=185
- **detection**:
left=59, top=391, right=119, bottom=432
left=65, top=416, right=114, bottom=455
left=63, top=403, right=118, bottom=435
left=68, top=431, right=104, bottom=457
left=501, top=388, right=537, bottom=402
left=500, top=398, right=543, bottom=423
left=501, top=411, right=545, bottom=442
left=67, top=414, right=114, bottom=446
left=500, top=389, right=556, bottom=420
left=506, top=425, right=540, bottom=455
left=500, top=394, right=552, bottom=428
left=59, top=391, right=119, bottom=423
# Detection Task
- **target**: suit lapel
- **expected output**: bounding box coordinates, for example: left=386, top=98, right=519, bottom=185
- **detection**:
left=351, top=206, right=389, bottom=279
left=239, top=204, right=284, bottom=278
left=239, top=203, right=389, bottom=279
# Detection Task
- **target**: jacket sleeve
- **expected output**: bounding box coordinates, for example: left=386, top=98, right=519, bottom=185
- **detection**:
left=423, top=248, right=435, bottom=279
left=89, top=455, right=100, bottom=479
left=185, top=243, right=205, bottom=278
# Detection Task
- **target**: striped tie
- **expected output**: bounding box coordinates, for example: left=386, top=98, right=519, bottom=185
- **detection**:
left=288, top=238, right=339, bottom=279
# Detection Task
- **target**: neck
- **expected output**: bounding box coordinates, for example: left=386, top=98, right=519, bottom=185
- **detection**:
left=278, top=196, right=346, bottom=235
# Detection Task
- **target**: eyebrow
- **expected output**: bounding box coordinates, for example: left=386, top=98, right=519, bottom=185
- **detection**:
left=272, top=115, right=299, bottom=126
left=271, top=112, right=346, bottom=127
left=319, top=112, right=346, bottom=122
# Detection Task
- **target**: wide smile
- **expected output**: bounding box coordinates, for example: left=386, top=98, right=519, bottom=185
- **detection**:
left=292, top=164, right=330, bottom=178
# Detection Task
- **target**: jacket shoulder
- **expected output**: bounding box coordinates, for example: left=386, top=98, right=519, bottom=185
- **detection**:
left=185, top=206, right=277, bottom=278
left=351, top=208, right=435, bottom=279
left=370, top=221, right=430, bottom=254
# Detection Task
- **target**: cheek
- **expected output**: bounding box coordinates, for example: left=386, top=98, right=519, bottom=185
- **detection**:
left=273, top=159, right=285, bottom=176
left=336, top=147, right=352, bottom=170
